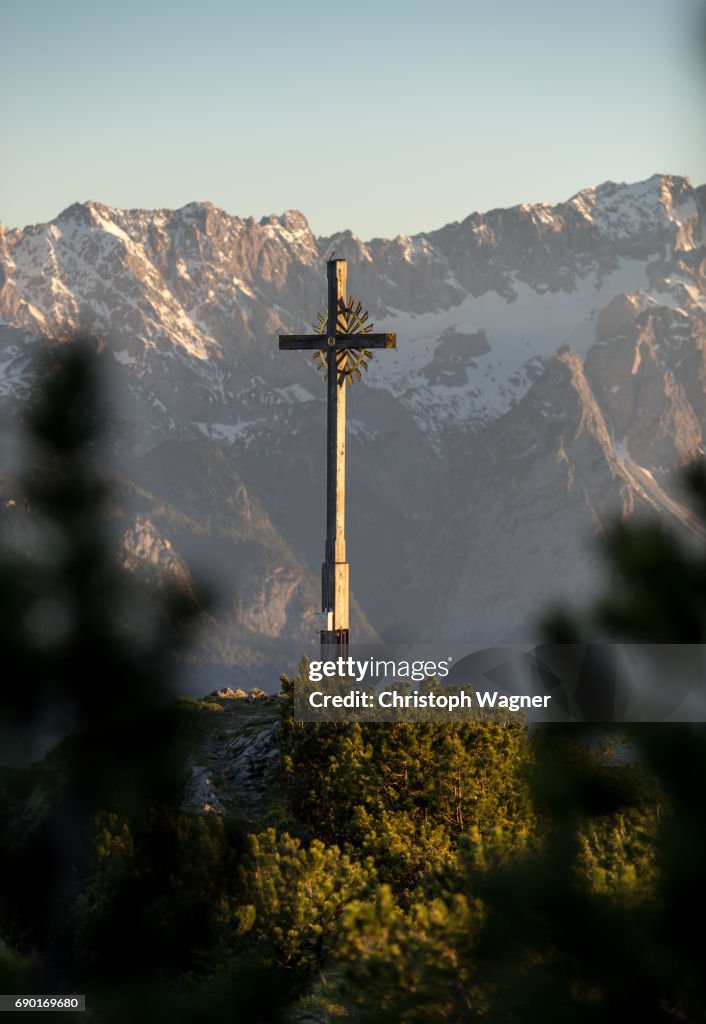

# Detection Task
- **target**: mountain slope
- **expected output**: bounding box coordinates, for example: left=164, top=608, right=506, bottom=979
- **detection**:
left=1, top=173, right=704, bottom=656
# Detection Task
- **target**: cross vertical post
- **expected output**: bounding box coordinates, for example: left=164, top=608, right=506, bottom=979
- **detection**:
left=323, top=259, right=349, bottom=650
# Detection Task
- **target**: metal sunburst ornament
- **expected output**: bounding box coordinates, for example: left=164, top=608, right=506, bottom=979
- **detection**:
left=313, top=296, right=374, bottom=385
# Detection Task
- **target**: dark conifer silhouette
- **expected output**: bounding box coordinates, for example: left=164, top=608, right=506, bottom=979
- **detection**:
left=0, top=342, right=289, bottom=1022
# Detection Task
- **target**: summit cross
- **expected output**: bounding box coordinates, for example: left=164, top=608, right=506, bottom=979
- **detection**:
left=279, top=258, right=396, bottom=649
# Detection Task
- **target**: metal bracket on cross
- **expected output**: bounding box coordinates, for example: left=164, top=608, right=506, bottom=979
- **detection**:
left=313, top=298, right=374, bottom=385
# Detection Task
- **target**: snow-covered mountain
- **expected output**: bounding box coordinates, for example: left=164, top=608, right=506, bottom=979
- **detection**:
left=0, top=174, right=704, bottom=662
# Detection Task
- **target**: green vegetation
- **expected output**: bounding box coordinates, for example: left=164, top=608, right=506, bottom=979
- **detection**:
left=280, top=694, right=536, bottom=893
left=0, top=344, right=705, bottom=1021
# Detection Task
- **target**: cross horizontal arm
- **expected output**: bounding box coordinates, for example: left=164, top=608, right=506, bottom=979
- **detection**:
left=279, top=333, right=397, bottom=350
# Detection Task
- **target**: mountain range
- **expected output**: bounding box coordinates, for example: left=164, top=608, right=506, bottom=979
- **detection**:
left=1, top=173, right=704, bottom=684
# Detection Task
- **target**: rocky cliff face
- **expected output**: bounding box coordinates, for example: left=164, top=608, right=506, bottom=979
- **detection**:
left=0, top=173, right=704, bottom=660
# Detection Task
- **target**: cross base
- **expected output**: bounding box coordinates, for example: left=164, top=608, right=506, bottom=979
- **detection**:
left=320, top=628, right=350, bottom=656
left=321, top=559, right=349, bottom=656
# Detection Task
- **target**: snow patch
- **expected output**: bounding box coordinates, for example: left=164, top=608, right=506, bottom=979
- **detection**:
left=274, top=384, right=316, bottom=404
left=113, top=349, right=140, bottom=366
left=369, top=258, right=652, bottom=431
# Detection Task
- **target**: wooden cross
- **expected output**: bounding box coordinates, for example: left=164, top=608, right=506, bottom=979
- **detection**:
left=279, top=258, right=396, bottom=648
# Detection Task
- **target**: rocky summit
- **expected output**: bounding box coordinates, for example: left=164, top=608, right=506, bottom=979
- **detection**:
left=0, top=174, right=704, bottom=671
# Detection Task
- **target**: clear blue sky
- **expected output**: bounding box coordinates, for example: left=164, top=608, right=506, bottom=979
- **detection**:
left=2, top=0, right=705, bottom=239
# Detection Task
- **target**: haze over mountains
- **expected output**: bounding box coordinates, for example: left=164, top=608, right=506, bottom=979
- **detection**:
left=0, top=174, right=704, bottom=680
